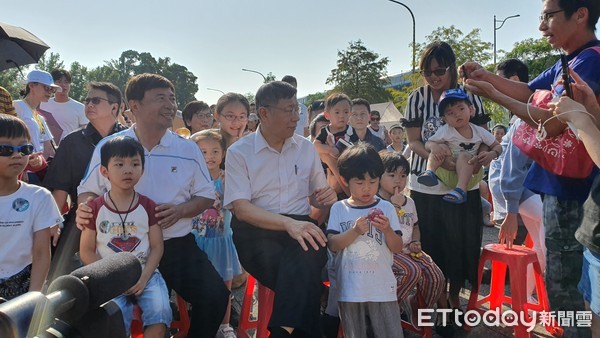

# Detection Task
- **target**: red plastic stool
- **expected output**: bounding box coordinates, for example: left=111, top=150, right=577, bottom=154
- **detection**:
left=467, top=243, right=562, bottom=337
left=131, top=292, right=190, bottom=338
left=399, top=289, right=433, bottom=338
left=237, top=275, right=274, bottom=338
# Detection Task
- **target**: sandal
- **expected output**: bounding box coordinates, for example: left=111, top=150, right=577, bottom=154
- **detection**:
left=443, top=188, right=467, bottom=204
left=417, top=170, right=439, bottom=187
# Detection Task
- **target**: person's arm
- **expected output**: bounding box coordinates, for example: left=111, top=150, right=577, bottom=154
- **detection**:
left=461, top=62, right=533, bottom=103
left=29, top=228, right=51, bottom=292
left=154, top=196, right=214, bottom=229
left=464, top=78, right=567, bottom=137
left=408, top=224, right=422, bottom=253
left=79, top=227, right=101, bottom=265
left=551, top=97, right=600, bottom=167
left=52, top=189, right=68, bottom=213
left=128, top=225, right=163, bottom=296
left=232, top=199, right=326, bottom=251
left=406, top=127, right=429, bottom=160
left=327, top=216, right=368, bottom=252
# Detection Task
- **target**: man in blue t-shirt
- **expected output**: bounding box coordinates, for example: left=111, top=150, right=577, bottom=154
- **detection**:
left=462, top=1, right=599, bottom=337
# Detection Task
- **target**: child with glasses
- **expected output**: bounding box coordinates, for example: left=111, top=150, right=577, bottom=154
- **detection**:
left=417, top=88, right=501, bottom=204
left=214, top=93, right=250, bottom=147
left=0, top=115, right=63, bottom=300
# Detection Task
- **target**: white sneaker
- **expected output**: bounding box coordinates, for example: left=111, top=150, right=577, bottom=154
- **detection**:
left=216, top=325, right=236, bottom=338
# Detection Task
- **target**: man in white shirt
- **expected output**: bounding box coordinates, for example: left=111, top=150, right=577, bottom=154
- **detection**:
left=40, top=69, right=87, bottom=144
left=76, top=73, right=229, bottom=338
left=224, top=81, right=337, bottom=338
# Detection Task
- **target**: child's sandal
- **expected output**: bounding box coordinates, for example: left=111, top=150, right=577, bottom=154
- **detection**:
left=417, top=169, right=439, bottom=187
left=443, top=188, right=467, bottom=204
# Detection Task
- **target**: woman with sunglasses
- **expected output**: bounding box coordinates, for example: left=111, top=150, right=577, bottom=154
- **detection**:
left=401, top=41, right=490, bottom=337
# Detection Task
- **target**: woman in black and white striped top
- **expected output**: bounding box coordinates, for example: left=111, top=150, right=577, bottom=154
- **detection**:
left=401, top=41, right=490, bottom=333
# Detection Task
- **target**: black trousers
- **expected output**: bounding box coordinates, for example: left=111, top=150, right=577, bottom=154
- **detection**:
left=232, top=215, right=327, bottom=338
left=159, top=233, right=230, bottom=338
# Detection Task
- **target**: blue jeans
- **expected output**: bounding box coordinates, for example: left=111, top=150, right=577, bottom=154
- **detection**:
left=579, top=249, right=600, bottom=316
left=113, top=271, right=172, bottom=334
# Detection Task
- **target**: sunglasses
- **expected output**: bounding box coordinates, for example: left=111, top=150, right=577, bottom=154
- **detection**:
left=84, top=97, right=113, bottom=105
left=36, top=83, right=57, bottom=94
left=371, top=117, right=380, bottom=122
left=420, top=67, right=450, bottom=77
left=0, top=144, right=34, bottom=157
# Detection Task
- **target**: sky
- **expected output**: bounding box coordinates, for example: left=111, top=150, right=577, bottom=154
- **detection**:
left=4, top=0, right=551, bottom=104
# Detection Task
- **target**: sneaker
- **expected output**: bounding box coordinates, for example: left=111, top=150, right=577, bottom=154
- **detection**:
left=216, top=325, right=236, bottom=338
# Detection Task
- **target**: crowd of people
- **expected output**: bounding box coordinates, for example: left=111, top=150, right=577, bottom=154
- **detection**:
left=0, top=0, right=599, bottom=338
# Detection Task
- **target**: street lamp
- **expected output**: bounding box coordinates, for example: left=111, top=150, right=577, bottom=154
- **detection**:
left=241, top=68, right=267, bottom=82
left=206, top=87, right=225, bottom=95
left=386, top=0, right=416, bottom=74
left=494, top=14, right=520, bottom=67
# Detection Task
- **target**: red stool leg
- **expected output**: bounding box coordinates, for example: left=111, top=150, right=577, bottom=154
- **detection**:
left=489, top=260, right=508, bottom=310
left=508, top=260, right=531, bottom=338
left=237, top=275, right=258, bottom=338
left=257, top=283, right=275, bottom=338
left=171, top=293, right=190, bottom=338
left=130, top=305, right=144, bottom=338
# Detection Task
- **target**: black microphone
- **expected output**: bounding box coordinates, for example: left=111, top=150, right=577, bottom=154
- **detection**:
left=0, top=252, right=141, bottom=338
left=69, top=252, right=142, bottom=311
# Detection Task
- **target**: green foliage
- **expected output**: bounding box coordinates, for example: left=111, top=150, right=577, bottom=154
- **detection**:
left=326, top=40, right=391, bottom=103
left=387, top=72, right=423, bottom=114
left=265, top=72, right=276, bottom=83
left=244, top=92, right=255, bottom=104
left=414, top=26, right=493, bottom=67
left=503, top=37, right=558, bottom=79
left=304, top=91, right=327, bottom=106
left=0, top=50, right=200, bottom=108
left=483, top=98, right=510, bottom=125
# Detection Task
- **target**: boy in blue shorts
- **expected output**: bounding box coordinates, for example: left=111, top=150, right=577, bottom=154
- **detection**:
left=80, top=136, right=171, bottom=338
left=326, top=143, right=404, bottom=337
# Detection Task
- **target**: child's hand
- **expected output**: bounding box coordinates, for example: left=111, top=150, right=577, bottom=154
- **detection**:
left=408, top=241, right=422, bottom=254
left=126, top=277, right=149, bottom=297
left=390, top=187, right=405, bottom=207
left=370, top=214, right=391, bottom=233
left=28, top=152, right=44, bottom=169
left=353, top=216, right=369, bottom=235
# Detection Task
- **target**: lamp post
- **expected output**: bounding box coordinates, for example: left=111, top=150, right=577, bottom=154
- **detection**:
left=494, top=14, right=520, bottom=67
left=206, top=88, right=225, bottom=95
left=387, top=0, right=416, bottom=74
left=241, top=68, right=267, bottom=82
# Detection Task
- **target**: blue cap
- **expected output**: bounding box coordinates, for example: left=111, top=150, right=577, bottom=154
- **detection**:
left=438, top=88, right=471, bottom=115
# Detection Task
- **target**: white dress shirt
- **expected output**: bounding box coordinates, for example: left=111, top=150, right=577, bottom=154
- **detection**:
left=224, top=127, right=327, bottom=215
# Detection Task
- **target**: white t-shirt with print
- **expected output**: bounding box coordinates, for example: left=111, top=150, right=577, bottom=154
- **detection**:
left=15, top=100, right=54, bottom=153
left=326, top=198, right=401, bottom=302
left=0, top=183, right=63, bottom=278
left=427, top=123, right=496, bottom=159
left=394, top=196, right=419, bottom=254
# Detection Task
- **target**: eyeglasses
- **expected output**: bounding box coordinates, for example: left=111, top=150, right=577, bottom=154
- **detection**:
left=0, top=144, right=34, bottom=157
left=36, top=83, right=57, bottom=94
left=539, top=9, right=564, bottom=23
left=195, top=113, right=213, bottom=119
left=264, top=105, right=300, bottom=115
left=420, top=67, right=450, bottom=77
left=221, top=114, right=248, bottom=122
left=371, top=117, right=380, bottom=122
left=84, top=97, right=113, bottom=105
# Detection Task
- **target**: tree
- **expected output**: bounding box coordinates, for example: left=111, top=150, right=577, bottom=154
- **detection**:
left=326, top=40, right=391, bottom=103
left=304, top=91, right=327, bottom=107
left=68, top=61, right=89, bottom=102
left=503, top=37, right=558, bottom=79
left=414, top=26, right=493, bottom=67
left=265, top=72, right=276, bottom=83
left=37, top=52, right=65, bottom=73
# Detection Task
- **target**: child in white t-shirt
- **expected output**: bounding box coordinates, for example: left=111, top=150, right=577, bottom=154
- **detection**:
left=418, top=88, right=502, bottom=204
left=326, top=143, right=404, bottom=338
left=0, top=115, right=62, bottom=300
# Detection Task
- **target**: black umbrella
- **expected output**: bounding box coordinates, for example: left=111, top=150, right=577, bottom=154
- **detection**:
left=0, top=21, right=49, bottom=71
